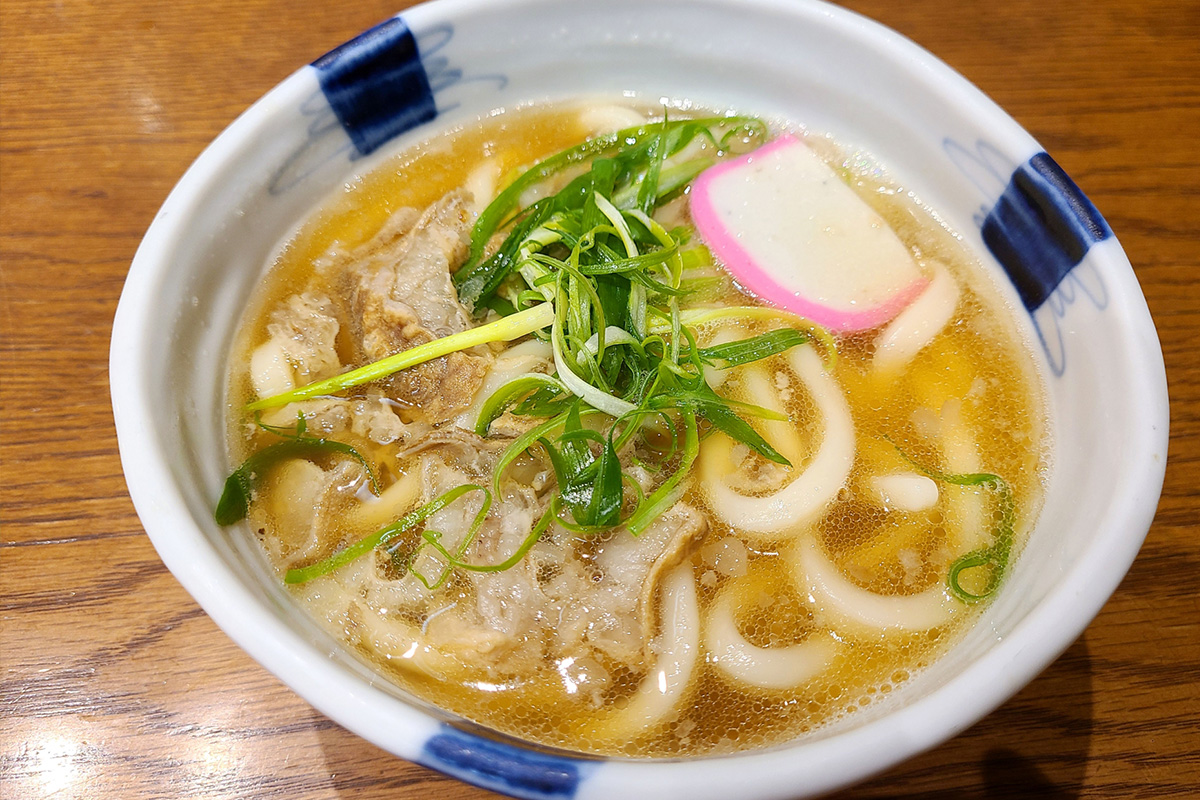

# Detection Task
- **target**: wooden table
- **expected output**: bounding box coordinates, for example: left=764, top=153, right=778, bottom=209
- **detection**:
left=3, top=0, right=1197, bottom=797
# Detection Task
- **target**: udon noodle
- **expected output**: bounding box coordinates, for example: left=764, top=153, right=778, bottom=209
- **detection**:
left=221, top=101, right=1047, bottom=756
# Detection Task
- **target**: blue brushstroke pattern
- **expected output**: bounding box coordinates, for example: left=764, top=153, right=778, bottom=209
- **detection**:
left=982, top=152, right=1113, bottom=311
left=312, top=16, right=436, bottom=157
left=422, top=727, right=589, bottom=799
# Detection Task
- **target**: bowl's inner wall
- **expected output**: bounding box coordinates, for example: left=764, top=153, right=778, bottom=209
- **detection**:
left=141, top=0, right=1150, bottom=757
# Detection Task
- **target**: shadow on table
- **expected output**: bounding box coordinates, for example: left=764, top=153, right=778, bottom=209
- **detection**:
left=306, top=635, right=1094, bottom=799
left=845, top=634, right=1095, bottom=798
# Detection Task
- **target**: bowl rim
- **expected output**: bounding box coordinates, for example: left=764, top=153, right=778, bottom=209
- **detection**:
left=110, top=0, right=1170, bottom=797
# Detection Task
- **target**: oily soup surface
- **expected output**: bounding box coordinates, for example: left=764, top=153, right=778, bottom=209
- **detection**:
left=227, top=103, right=1046, bottom=757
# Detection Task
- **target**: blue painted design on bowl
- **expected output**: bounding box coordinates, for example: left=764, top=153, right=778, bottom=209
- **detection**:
left=421, top=726, right=590, bottom=800
left=313, top=16, right=437, bottom=157
left=414, top=23, right=509, bottom=114
left=982, top=152, right=1113, bottom=312
left=1029, top=259, right=1109, bottom=377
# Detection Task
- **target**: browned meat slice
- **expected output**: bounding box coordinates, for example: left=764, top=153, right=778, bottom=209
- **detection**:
left=395, top=429, right=552, bottom=675
left=396, top=426, right=511, bottom=478
left=549, top=502, right=709, bottom=669
left=301, top=421, right=708, bottom=688
left=350, top=191, right=491, bottom=424
left=414, top=449, right=707, bottom=676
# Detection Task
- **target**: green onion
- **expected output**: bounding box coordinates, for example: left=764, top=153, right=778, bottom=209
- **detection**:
left=943, top=474, right=1015, bottom=603
left=887, top=439, right=1017, bottom=603
left=697, top=328, right=810, bottom=370
left=537, top=402, right=625, bottom=528
left=461, top=116, right=765, bottom=273
left=419, top=502, right=557, bottom=576
left=245, top=302, right=554, bottom=412
left=216, top=414, right=379, bottom=526
left=474, top=373, right=567, bottom=436
left=625, top=411, right=699, bottom=536
left=665, top=306, right=839, bottom=369
left=651, top=383, right=790, bottom=466
left=284, top=484, right=490, bottom=585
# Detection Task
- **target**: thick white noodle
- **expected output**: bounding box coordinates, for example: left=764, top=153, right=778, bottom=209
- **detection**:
left=353, top=606, right=461, bottom=680
left=873, top=262, right=960, bottom=374
left=702, top=345, right=855, bottom=538
left=249, top=338, right=294, bottom=398
left=350, top=467, right=422, bottom=530
left=939, top=402, right=989, bottom=554
left=792, top=537, right=959, bottom=635
left=464, top=158, right=501, bottom=215
left=702, top=326, right=741, bottom=390
left=600, top=563, right=700, bottom=735
left=740, top=366, right=805, bottom=465
left=705, top=582, right=839, bottom=690
left=299, top=567, right=458, bottom=681
left=868, top=472, right=939, bottom=512
left=578, top=104, right=647, bottom=135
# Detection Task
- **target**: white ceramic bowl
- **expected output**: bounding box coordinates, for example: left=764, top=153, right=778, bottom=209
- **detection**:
left=110, top=0, right=1169, bottom=797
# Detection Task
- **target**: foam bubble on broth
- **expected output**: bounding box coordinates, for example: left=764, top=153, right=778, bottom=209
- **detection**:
left=225, top=100, right=1048, bottom=757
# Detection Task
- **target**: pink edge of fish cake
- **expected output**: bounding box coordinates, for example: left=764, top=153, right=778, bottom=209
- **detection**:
left=689, top=135, right=929, bottom=333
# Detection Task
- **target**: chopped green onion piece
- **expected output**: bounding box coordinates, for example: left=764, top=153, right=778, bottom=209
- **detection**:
left=887, top=439, right=1017, bottom=604
left=421, top=502, right=557, bottom=575
left=246, top=302, right=554, bottom=411
left=652, top=383, right=790, bottom=466
left=697, top=328, right=810, bottom=370
left=537, top=402, right=624, bottom=528
left=626, top=411, right=699, bottom=536
left=668, top=306, right=839, bottom=368
left=284, top=484, right=489, bottom=584
left=474, top=373, right=567, bottom=436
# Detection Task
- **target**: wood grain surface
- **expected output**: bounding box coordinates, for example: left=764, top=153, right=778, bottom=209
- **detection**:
left=2, top=0, right=1197, bottom=798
